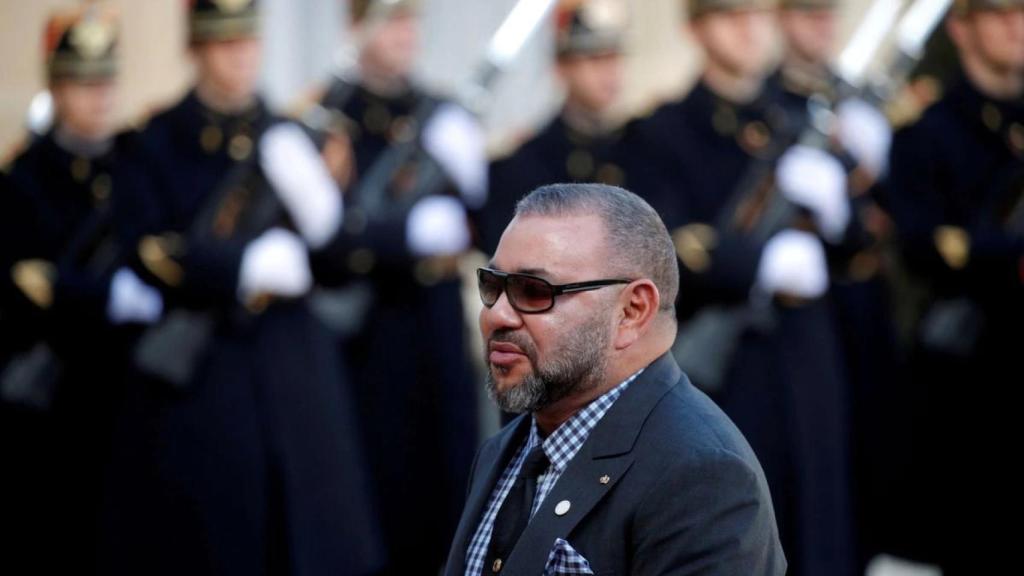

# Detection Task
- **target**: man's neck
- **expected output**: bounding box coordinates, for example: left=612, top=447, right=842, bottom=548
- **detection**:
left=702, top=61, right=764, bottom=105
left=781, top=52, right=831, bottom=88
left=358, top=60, right=410, bottom=98
left=194, top=81, right=256, bottom=116
left=962, top=53, right=1024, bottom=101
left=561, top=99, right=611, bottom=136
left=533, top=378, right=617, bottom=437
left=54, top=123, right=112, bottom=158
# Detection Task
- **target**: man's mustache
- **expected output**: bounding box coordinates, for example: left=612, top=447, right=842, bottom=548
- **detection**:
left=488, top=329, right=537, bottom=364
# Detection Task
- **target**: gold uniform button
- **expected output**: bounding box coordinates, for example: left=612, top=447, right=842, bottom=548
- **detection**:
left=200, top=125, right=223, bottom=153
left=566, top=149, right=594, bottom=180
left=389, top=115, right=417, bottom=143
left=981, top=103, right=1002, bottom=133
left=1008, top=122, right=1024, bottom=157
left=71, top=157, right=91, bottom=182
left=739, top=120, right=771, bottom=154
left=712, top=104, right=738, bottom=136
left=228, top=133, right=253, bottom=161
left=364, top=104, right=392, bottom=135
left=595, top=163, right=624, bottom=187
left=91, top=173, right=112, bottom=203
left=492, top=558, right=503, bottom=573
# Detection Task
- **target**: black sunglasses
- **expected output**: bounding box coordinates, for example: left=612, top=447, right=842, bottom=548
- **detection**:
left=477, top=267, right=633, bottom=314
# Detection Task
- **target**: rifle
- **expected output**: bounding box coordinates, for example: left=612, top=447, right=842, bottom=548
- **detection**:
left=306, top=0, right=560, bottom=334
left=132, top=130, right=284, bottom=389
left=673, top=0, right=953, bottom=391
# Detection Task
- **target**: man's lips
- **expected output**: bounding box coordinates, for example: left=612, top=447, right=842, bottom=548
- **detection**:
left=489, top=341, right=527, bottom=366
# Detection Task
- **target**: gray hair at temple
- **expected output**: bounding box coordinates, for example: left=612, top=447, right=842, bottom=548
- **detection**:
left=514, top=183, right=679, bottom=316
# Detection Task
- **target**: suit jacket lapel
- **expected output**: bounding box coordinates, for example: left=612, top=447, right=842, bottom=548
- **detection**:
left=502, top=354, right=682, bottom=576
left=445, top=415, right=532, bottom=576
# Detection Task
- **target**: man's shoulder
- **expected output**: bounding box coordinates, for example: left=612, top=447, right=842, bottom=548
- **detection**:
left=638, top=374, right=761, bottom=472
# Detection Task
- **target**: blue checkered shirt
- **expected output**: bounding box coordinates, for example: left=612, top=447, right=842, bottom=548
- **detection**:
left=464, top=370, right=642, bottom=576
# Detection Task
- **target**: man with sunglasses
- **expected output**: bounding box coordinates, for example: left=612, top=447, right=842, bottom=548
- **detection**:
left=444, top=183, right=785, bottom=576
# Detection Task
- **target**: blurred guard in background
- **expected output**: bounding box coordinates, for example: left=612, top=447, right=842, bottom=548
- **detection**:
left=887, top=0, right=1024, bottom=571
left=480, top=0, right=630, bottom=255
left=621, top=0, right=856, bottom=573
left=103, top=1, right=383, bottom=574
left=769, top=0, right=902, bottom=568
left=0, top=4, right=162, bottom=571
left=305, top=0, right=487, bottom=573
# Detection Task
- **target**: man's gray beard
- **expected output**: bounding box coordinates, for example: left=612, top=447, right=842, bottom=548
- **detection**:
left=486, top=314, right=610, bottom=414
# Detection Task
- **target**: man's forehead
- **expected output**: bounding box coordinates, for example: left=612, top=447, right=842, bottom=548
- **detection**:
left=491, top=213, right=606, bottom=277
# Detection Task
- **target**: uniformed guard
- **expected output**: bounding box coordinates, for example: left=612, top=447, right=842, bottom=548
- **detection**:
left=0, top=4, right=163, bottom=571
left=103, top=1, right=384, bottom=574
left=479, top=0, right=630, bottom=254
left=0, top=3, right=168, bottom=569
left=302, top=1, right=486, bottom=573
left=770, top=2, right=904, bottom=568
left=887, top=0, right=1024, bottom=570
left=621, top=1, right=856, bottom=573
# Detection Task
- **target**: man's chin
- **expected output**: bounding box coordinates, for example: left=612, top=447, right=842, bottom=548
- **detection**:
left=487, top=371, right=546, bottom=414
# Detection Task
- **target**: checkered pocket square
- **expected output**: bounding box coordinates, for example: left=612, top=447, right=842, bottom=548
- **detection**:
left=544, top=538, right=595, bottom=575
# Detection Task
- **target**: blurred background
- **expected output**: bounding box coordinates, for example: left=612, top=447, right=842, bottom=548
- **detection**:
left=2, top=0, right=1020, bottom=575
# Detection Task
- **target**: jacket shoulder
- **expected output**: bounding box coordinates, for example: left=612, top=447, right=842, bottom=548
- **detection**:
left=640, top=376, right=762, bottom=470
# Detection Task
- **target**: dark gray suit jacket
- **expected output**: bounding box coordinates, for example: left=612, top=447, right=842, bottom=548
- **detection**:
left=444, top=353, right=786, bottom=576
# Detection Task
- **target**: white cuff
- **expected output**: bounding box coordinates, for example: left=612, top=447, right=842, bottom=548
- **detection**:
left=107, top=267, right=163, bottom=325
left=755, top=229, right=829, bottom=299
left=406, top=195, right=471, bottom=257
left=776, top=144, right=851, bottom=244
left=238, top=228, right=313, bottom=302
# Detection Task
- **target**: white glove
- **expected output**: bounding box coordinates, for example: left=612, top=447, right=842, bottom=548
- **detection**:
left=107, top=267, right=163, bottom=325
left=422, top=102, right=488, bottom=210
left=259, top=123, right=343, bottom=249
left=776, top=144, right=851, bottom=244
left=237, top=228, right=312, bottom=302
left=755, top=229, right=829, bottom=299
left=406, top=195, right=471, bottom=258
left=836, top=97, right=892, bottom=180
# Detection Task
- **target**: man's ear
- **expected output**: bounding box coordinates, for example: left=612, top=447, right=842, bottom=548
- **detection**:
left=613, top=279, right=660, bottom=350
left=945, top=15, right=968, bottom=52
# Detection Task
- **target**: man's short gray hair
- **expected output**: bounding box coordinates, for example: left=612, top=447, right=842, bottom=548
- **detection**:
left=515, top=183, right=679, bottom=314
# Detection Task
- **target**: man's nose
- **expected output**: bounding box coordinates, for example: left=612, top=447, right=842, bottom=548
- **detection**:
left=480, top=289, right=523, bottom=333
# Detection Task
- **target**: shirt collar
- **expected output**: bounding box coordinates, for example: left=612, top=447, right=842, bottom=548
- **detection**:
left=526, top=368, right=644, bottom=474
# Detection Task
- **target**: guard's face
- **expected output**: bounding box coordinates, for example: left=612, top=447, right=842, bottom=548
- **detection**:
left=480, top=214, right=617, bottom=413
left=558, top=52, right=625, bottom=115
left=51, top=79, right=117, bottom=141
left=693, top=9, right=779, bottom=79
left=359, top=11, right=419, bottom=80
left=778, top=8, right=837, bottom=66
left=968, top=8, right=1024, bottom=74
left=194, top=37, right=263, bottom=102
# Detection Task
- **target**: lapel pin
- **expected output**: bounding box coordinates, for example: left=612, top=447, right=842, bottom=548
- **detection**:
left=599, top=475, right=610, bottom=485
left=554, top=500, right=571, bottom=516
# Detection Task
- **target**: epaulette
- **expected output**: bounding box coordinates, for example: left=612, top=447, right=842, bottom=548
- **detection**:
left=886, top=75, right=943, bottom=130
left=0, top=134, right=30, bottom=173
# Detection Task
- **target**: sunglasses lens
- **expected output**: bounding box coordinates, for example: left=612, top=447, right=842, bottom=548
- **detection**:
left=507, top=275, right=554, bottom=312
left=478, top=269, right=503, bottom=307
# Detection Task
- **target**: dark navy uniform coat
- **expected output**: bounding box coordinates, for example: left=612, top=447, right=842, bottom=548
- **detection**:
left=1, top=130, right=136, bottom=572
left=319, top=79, right=478, bottom=576
left=887, top=74, right=1024, bottom=573
left=102, top=90, right=384, bottom=576
left=621, top=80, right=856, bottom=576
